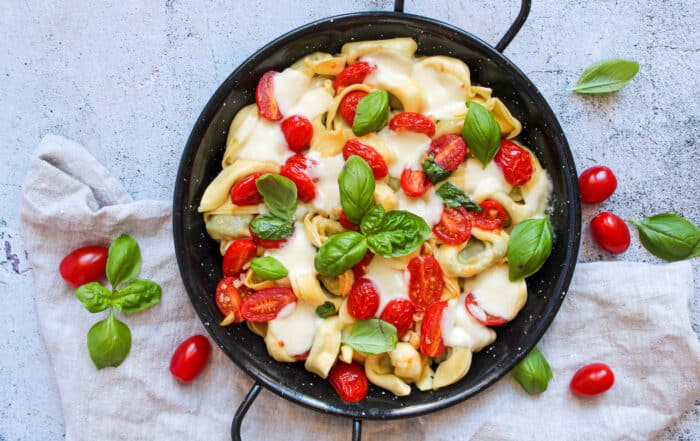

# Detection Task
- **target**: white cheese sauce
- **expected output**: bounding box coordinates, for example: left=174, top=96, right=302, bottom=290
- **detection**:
left=412, top=62, right=467, bottom=119
left=462, top=158, right=512, bottom=201
left=365, top=255, right=409, bottom=315
left=306, top=152, right=344, bottom=214
left=268, top=301, right=322, bottom=356
left=462, top=264, right=527, bottom=321
left=377, top=128, right=431, bottom=177
left=234, top=117, right=290, bottom=164
left=361, top=50, right=414, bottom=90
left=264, top=223, right=316, bottom=278
left=395, top=188, right=443, bottom=227
left=273, top=69, right=334, bottom=120
left=441, top=294, right=496, bottom=351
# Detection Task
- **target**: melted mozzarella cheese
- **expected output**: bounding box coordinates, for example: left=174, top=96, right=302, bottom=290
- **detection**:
left=306, top=152, right=344, bottom=214
left=265, top=223, right=316, bottom=278
left=396, top=188, right=444, bottom=227
left=463, top=264, right=527, bottom=321
left=365, top=256, right=409, bottom=314
left=412, top=62, right=467, bottom=119
left=268, top=301, right=322, bottom=356
left=462, top=158, right=512, bottom=201
left=234, top=117, right=290, bottom=164
left=441, top=294, right=496, bottom=351
left=377, top=128, right=431, bottom=177
left=362, top=50, right=413, bottom=89
left=273, top=69, right=334, bottom=120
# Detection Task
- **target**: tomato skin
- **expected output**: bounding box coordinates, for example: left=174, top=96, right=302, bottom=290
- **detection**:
left=339, top=90, right=367, bottom=126
left=433, top=206, right=472, bottom=245
left=241, top=287, right=297, bottom=322
left=343, top=140, right=388, bottom=179
left=248, top=226, right=287, bottom=249
left=339, top=210, right=360, bottom=232
left=170, top=335, right=211, bottom=383
left=280, top=155, right=316, bottom=202
left=222, top=239, right=258, bottom=276
left=400, top=169, right=432, bottom=197
left=230, top=172, right=266, bottom=206
left=328, top=362, right=369, bottom=403
left=380, top=299, right=415, bottom=339
left=59, top=245, right=109, bottom=287
left=352, top=251, right=374, bottom=279
left=255, top=70, right=282, bottom=121
left=428, top=134, right=467, bottom=172
left=389, top=112, right=436, bottom=137
left=407, top=255, right=444, bottom=311
left=590, top=212, right=630, bottom=254
left=473, top=199, right=509, bottom=230
left=347, top=278, right=380, bottom=319
left=493, top=139, right=533, bottom=186
left=281, top=115, right=313, bottom=152
left=333, top=62, right=375, bottom=91
left=420, top=301, right=447, bottom=357
left=570, top=363, right=615, bottom=397
left=579, top=166, right=617, bottom=204
left=464, top=292, right=507, bottom=326
left=215, top=276, right=244, bottom=324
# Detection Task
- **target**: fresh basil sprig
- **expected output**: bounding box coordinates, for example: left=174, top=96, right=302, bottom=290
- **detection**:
left=314, top=231, right=368, bottom=277
left=339, top=155, right=376, bottom=224
left=250, top=256, right=288, bottom=280
left=436, top=183, right=482, bottom=212
left=315, top=301, right=337, bottom=319
left=249, top=215, right=294, bottom=240
left=352, top=90, right=390, bottom=136
left=462, top=101, right=501, bottom=167
left=256, top=173, right=297, bottom=219
left=507, top=217, right=553, bottom=281
left=569, top=59, right=639, bottom=94
left=422, top=154, right=451, bottom=184
left=630, top=213, right=700, bottom=261
left=511, top=347, right=553, bottom=395
left=341, top=318, right=398, bottom=354
left=363, top=209, right=431, bottom=257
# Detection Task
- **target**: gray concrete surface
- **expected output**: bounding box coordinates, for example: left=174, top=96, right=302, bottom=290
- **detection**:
left=1, top=0, right=698, bottom=439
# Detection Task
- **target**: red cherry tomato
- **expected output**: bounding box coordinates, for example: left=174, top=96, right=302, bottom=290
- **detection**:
left=339, top=210, right=360, bottom=232
left=255, top=70, right=282, bottom=121
left=579, top=166, right=617, bottom=204
left=170, top=335, right=211, bottom=383
left=342, top=140, right=388, bottom=179
left=248, top=225, right=288, bottom=249
left=215, top=276, right=244, bottom=324
left=333, top=62, right=375, bottom=91
left=407, top=255, right=444, bottom=311
left=473, top=199, right=509, bottom=230
left=281, top=115, right=313, bottom=152
left=389, top=112, right=436, bottom=137
left=433, top=206, right=472, bottom=245
left=241, top=287, right=297, bottom=322
left=222, top=239, right=257, bottom=276
left=328, top=362, right=369, bottom=403
left=347, top=278, right=380, bottom=319
left=352, top=251, right=374, bottom=279
left=400, top=169, right=432, bottom=197
left=380, top=299, right=415, bottom=338
left=428, top=134, right=468, bottom=172
left=280, top=155, right=316, bottom=202
left=339, top=90, right=367, bottom=126
left=293, top=350, right=310, bottom=361
left=570, top=363, right=615, bottom=397
left=464, top=292, right=507, bottom=326
left=230, top=172, right=266, bottom=206
left=59, top=245, right=109, bottom=287
left=493, top=139, right=533, bottom=186
left=590, top=212, right=630, bottom=254
left=420, top=301, right=447, bottom=357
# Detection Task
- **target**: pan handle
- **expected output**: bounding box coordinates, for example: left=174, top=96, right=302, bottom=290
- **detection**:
left=393, top=0, right=531, bottom=53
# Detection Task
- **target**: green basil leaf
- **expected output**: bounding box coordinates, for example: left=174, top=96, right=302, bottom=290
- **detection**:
left=569, top=59, right=640, bottom=94
left=87, top=310, right=132, bottom=369
left=462, top=101, right=501, bottom=167
left=360, top=204, right=386, bottom=235
left=352, top=90, right=390, bottom=136
left=106, top=234, right=141, bottom=289
left=365, top=210, right=431, bottom=257
left=315, top=301, right=336, bottom=319
left=250, top=215, right=294, bottom=240
left=422, top=154, right=452, bottom=184
left=110, top=279, right=162, bottom=313
left=255, top=173, right=297, bottom=220
left=75, top=282, right=111, bottom=313
left=314, top=231, right=368, bottom=277
left=341, top=319, right=398, bottom=355
left=507, top=217, right=553, bottom=281
left=630, top=213, right=700, bottom=262
left=511, top=347, right=553, bottom=394
left=436, top=183, right=482, bottom=212
left=250, top=256, right=288, bottom=280
left=339, top=155, right=376, bottom=224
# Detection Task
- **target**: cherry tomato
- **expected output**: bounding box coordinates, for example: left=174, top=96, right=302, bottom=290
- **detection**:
left=222, top=239, right=257, bottom=276
left=339, top=210, right=360, bottom=232
left=281, top=115, right=313, bottom=152
left=473, top=199, right=509, bottom=230
left=433, top=206, right=472, bottom=245
left=352, top=251, right=374, bottom=279
left=339, top=90, right=367, bottom=126
left=347, top=278, right=380, bottom=319
left=464, top=292, right=507, bottom=326
left=215, top=276, right=244, bottom=324
left=342, top=140, right=388, bottom=179
left=590, top=212, right=630, bottom=254
left=420, top=301, right=447, bottom=357
left=59, top=245, right=109, bottom=287
left=493, top=139, right=533, bottom=186
left=293, top=350, right=310, bottom=361
left=428, top=134, right=468, bottom=172
left=380, top=299, right=415, bottom=339
left=333, top=62, right=375, bottom=91
left=248, top=225, right=288, bottom=249
left=170, top=335, right=211, bottom=383
left=400, top=169, right=432, bottom=197
left=579, top=165, right=617, bottom=204
left=389, top=112, right=436, bottom=137
left=570, top=363, right=615, bottom=397
left=407, top=255, right=444, bottom=311
left=328, top=361, right=369, bottom=403
left=241, top=287, right=297, bottom=322
left=230, top=172, right=266, bottom=206
left=280, top=155, right=316, bottom=202
left=255, top=70, right=282, bottom=121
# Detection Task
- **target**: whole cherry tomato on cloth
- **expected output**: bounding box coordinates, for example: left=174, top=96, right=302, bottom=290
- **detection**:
left=590, top=212, right=630, bottom=254
left=579, top=165, right=617, bottom=204
left=59, top=245, right=109, bottom=287
left=328, top=361, right=369, bottom=402
left=570, top=363, right=615, bottom=397
left=170, top=335, right=211, bottom=383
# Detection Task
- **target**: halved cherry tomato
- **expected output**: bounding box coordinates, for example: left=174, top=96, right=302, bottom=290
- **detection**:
left=352, top=251, right=374, bottom=279
left=215, top=276, right=244, bottom=324
left=339, top=210, right=360, bottom=232
left=570, top=363, right=615, bottom=397
left=241, top=287, right=297, bottom=322
left=493, top=139, right=533, bottom=186
left=170, top=335, right=211, bottom=383
left=222, top=239, right=257, bottom=276
left=428, top=134, right=468, bottom=172
left=400, top=169, right=432, bottom=197
left=230, top=172, right=266, bottom=206
left=347, top=278, right=380, bottom=319
left=433, top=206, right=471, bottom=245
left=293, top=350, right=310, bottom=361
left=579, top=165, right=617, bottom=204
left=407, top=255, right=444, bottom=311
left=59, top=245, right=109, bottom=287
left=389, top=112, right=436, bottom=137
left=328, top=361, right=369, bottom=403
left=464, top=292, right=507, bottom=326
left=339, top=90, right=367, bottom=126
left=333, top=62, right=375, bottom=91
left=255, top=70, right=282, bottom=121
left=420, top=301, right=447, bottom=357
left=249, top=226, right=287, bottom=249
left=281, top=115, right=313, bottom=152
left=473, top=199, right=509, bottom=230
left=590, top=212, right=630, bottom=254
left=342, top=140, right=388, bottom=179
left=380, top=299, right=415, bottom=338
left=280, top=154, right=316, bottom=202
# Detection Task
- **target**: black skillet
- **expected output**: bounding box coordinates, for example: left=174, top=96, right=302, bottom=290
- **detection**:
left=173, top=1, right=581, bottom=439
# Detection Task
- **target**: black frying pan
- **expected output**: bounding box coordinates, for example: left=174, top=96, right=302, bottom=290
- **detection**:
left=173, top=1, right=581, bottom=439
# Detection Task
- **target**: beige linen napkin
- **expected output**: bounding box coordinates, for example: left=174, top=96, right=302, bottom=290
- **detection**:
left=21, top=134, right=700, bottom=441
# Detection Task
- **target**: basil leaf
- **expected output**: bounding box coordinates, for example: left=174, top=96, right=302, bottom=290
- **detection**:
left=511, top=347, right=552, bottom=394
left=314, top=231, right=368, bottom=277
left=250, top=215, right=294, bottom=240
left=342, top=319, right=398, bottom=354
left=462, top=101, right=501, bottom=167
left=507, top=217, right=553, bottom=281
left=339, top=155, right=376, bottom=224
left=87, top=310, right=132, bottom=369
left=110, top=279, right=162, bottom=313
left=360, top=204, right=386, bottom=235
left=75, top=282, right=111, bottom=313
left=365, top=210, right=431, bottom=257
left=256, top=173, right=297, bottom=220
left=315, top=301, right=336, bottom=319
left=630, top=213, right=700, bottom=262
left=352, top=90, right=389, bottom=136
left=436, top=183, right=482, bottom=212
left=569, top=59, right=639, bottom=94
left=250, top=256, right=288, bottom=280
left=106, top=234, right=141, bottom=289
left=422, top=155, right=451, bottom=184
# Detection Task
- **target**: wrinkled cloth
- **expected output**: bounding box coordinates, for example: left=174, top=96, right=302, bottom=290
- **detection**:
left=21, top=134, right=700, bottom=441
